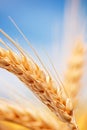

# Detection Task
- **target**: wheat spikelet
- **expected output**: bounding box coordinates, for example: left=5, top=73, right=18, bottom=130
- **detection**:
left=0, top=99, right=60, bottom=130
left=0, top=29, right=78, bottom=130
left=64, top=41, right=85, bottom=99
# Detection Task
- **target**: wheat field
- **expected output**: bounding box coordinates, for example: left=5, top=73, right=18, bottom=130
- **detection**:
left=0, top=19, right=86, bottom=130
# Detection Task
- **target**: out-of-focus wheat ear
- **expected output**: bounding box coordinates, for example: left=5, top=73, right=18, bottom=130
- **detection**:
left=0, top=99, right=60, bottom=130
left=0, top=121, right=30, bottom=130
left=0, top=29, right=78, bottom=130
left=64, top=41, right=85, bottom=99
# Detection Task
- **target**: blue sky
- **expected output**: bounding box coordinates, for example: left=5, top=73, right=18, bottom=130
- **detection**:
left=0, top=0, right=87, bottom=101
left=0, top=0, right=65, bottom=49
left=0, top=0, right=87, bottom=49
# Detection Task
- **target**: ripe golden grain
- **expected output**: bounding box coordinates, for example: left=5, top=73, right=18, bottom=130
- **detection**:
left=0, top=29, right=79, bottom=130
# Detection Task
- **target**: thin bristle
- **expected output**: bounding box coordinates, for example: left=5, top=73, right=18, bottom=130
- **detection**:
left=9, top=17, right=68, bottom=95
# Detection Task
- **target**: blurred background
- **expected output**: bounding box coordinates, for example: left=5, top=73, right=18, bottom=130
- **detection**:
left=0, top=1, right=87, bottom=129
left=0, top=0, right=87, bottom=101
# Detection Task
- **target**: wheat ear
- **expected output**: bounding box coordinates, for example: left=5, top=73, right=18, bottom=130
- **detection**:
left=0, top=30, right=78, bottom=130
left=0, top=99, right=60, bottom=130
left=64, top=41, right=85, bottom=99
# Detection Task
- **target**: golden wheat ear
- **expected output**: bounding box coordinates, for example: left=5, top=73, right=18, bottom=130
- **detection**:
left=0, top=99, right=60, bottom=130
left=0, top=29, right=78, bottom=130
left=64, top=41, right=85, bottom=102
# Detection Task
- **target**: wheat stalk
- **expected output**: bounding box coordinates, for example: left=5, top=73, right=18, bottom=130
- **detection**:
left=0, top=99, right=60, bottom=130
left=64, top=41, right=85, bottom=99
left=0, top=29, right=78, bottom=130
